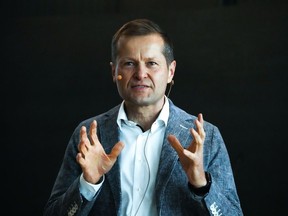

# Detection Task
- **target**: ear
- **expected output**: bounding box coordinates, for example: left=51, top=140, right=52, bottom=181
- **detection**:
left=167, top=60, right=176, bottom=83
left=110, top=62, right=117, bottom=82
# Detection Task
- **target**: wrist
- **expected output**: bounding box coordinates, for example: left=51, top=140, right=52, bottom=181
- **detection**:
left=188, top=172, right=212, bottom=196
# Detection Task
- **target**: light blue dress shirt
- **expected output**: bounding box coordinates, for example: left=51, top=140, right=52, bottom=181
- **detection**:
left=79, top=97, right=169, bottom=216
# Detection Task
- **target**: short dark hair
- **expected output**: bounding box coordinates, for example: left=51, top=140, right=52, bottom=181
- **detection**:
left=111, top=19, right=174, bottom=65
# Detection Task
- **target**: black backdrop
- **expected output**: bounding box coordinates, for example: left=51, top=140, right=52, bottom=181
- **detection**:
left=2, top=1, right=288, bottom=215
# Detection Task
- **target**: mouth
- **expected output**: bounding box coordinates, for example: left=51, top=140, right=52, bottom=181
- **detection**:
left=131, top=84, right=150, bottom=90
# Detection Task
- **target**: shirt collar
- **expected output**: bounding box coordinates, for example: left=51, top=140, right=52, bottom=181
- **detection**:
left=117, top=96, right=170, bottom=130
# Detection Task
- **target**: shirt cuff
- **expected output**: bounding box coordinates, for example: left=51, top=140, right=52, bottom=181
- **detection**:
left=79, top=173, right=105, bottom=201
left=188, top=172, right=211, bottom=197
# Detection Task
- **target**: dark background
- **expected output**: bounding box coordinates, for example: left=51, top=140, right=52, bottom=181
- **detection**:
left=2, top=0, right=287, bottom=215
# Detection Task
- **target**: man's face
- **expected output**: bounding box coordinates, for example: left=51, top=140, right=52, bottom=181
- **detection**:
left=111, top=34, right=176, bottom=108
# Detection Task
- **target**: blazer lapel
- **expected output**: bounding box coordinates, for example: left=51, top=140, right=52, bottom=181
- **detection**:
left=97, top=106, right=122, bottom=213
left=155, top=101, right=195, bottom=203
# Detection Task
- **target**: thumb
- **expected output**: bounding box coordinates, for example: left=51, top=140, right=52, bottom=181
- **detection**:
left=109, top=141, right=125, bottom=159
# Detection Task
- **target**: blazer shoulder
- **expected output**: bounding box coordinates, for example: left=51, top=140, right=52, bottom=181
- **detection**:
left=168, top=99, right=218, bottom=131
left=76, top=104, right=121, bottom=127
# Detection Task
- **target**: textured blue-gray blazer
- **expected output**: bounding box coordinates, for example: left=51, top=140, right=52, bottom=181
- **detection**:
left=44, top=99, right=243, bottom=216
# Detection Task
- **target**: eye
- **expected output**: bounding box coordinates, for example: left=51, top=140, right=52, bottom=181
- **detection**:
left=147, top=61, right=158, bottom=66
left=123, top=61, right=135, bottom=67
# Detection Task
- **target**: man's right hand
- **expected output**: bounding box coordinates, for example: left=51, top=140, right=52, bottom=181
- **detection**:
left=76, top=120, right=124, bottom=184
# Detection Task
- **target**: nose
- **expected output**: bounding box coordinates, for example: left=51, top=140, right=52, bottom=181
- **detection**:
left=134, top=63, right=148, bottom=80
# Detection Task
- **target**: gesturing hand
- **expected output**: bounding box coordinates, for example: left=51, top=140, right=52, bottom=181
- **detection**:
left=76, top=120, right=124, bottom=184
left=167, top=113, right=207, bottom=188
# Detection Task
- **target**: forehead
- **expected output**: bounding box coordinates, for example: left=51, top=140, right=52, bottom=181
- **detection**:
left=117, top=34, right=165, bottom=54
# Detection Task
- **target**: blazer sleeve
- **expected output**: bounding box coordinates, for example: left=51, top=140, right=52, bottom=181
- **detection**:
left=43, top=122, right=99, bottom=216
left=201, top=124, right=243, bottom=216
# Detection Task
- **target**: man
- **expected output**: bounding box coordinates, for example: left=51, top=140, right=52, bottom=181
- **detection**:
left=44, top=18, right=243, bottom=216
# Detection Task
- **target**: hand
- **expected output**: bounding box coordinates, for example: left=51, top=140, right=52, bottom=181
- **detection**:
left=167, top=113, right=207, bottom=188
left=76, top=120, right=124, bottom=184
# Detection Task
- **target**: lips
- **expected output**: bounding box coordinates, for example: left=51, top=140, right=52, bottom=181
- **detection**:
left=132, top=85, right=149, bottom=88
left=131, top=83, right=150, bottom=89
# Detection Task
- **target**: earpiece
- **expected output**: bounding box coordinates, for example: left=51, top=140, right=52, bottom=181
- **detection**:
left=166, top=80, right=174, bottom=97
left=117, top=75, right=122, bottom=80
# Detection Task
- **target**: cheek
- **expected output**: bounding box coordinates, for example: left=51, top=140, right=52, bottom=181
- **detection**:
left=118, top=68, right=135, bottom=80
left=154, top=72, right=169, bottom=85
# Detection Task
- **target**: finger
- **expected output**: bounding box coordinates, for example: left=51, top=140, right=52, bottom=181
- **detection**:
left=78, top=141, right=88, bottom=155
left=80, top=126, right=87, bottom=142
left=109, top=141, right=125, bottom=159
left=183, top=148, right=196, bottom=160
left=167, top=135, right=184, bottom=156
left=198, top=113, right=203, bottom=123
left=190, top=128, right=204, bottom=154
left=76, top=152, right=85, bottom=164
left=195, top=116, right=202, bottom=133
left=78, top=126, right=89, bottom=152
left=195, top=114, right=205, bottom=139
left=191, top=128, right=202, bottom=145
left=89, top=120, right=98, bottom=145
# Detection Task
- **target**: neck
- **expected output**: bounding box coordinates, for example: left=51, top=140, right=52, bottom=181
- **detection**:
left=124, top=98, right=165, bottom=131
